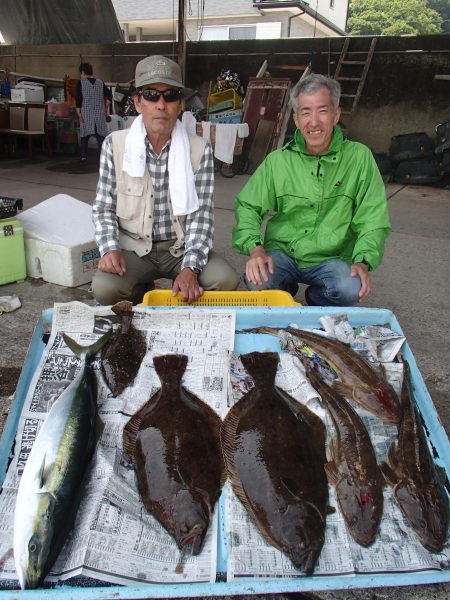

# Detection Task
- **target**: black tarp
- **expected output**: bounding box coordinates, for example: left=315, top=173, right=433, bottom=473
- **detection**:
left=0, top=0, right=124, bottom=44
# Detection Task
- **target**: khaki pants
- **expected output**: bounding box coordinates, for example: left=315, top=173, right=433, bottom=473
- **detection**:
left=92, top=240, right=240, bottom=305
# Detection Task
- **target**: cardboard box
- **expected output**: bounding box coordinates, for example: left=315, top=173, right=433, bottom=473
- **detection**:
left=18, top=194, right=99, bottom=287
left=10, top=88, right=45, bottom=103
left=0, top=218, right=27, bottom=285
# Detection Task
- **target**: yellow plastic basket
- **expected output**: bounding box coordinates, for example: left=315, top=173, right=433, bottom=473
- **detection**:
left=139, top=290, right=300, bottom=307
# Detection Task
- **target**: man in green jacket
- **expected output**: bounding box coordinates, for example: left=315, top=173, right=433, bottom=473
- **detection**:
left=232, top=73, right=391, bottom=306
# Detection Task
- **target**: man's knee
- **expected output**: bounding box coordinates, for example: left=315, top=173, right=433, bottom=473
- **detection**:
left=91, top=272, right=144, bottom=305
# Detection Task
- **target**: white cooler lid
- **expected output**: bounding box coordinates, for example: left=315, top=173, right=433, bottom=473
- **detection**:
left=19, top=194, right=95, bottom=246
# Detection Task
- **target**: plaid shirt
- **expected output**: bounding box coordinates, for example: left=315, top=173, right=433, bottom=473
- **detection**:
left=93, top=134, right=214, bottom=271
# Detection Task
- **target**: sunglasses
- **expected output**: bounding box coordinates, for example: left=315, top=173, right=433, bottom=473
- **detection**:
left=138, top=88, right=182, bottom=103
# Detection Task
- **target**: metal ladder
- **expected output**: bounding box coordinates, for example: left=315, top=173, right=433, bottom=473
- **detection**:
left=334, top=37, right=377, bottom=115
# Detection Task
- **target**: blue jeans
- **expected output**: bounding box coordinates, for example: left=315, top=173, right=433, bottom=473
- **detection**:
left=243, top=250, right=361, bottom=306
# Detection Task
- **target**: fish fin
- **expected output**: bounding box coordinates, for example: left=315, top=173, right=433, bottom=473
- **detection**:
left=240, top=351, right=279, bottom=387
left=111, top=300, right=134, bottom=333
left=436, top=465, right=448, bottom=486
left=122, top=395, right=156, bottom=465
left=63, top=329, right=112, bottom=361
left=111, top=300, right=133, bottom=316
left=221, top=399, right=262, bottom=522
left=387, top=441, right=401, bottom=472
left=324, top=460, right=340, bottom=486
left=153, top=354, right=188, bottom=386
left=36, top=453, right=47, bottom=488
left=380, top=462, right=397, bottom=487
left=327, top=436, right=339, bottom=463
left=331, top=380, right=353, bottom=399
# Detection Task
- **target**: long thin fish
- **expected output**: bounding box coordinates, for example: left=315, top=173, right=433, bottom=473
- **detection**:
left=303, top=357, right=384, bottom=547
left=14, top=330, right=111, bottom=589
left=381, top=362, right=449, bottom=552
left=101, top=301, right=147, bottom=396
left=221, top=351, right=329, bottom=574
left=123, top=354, right=225, bottom=557
left=243, top=326, right=402, bottom=425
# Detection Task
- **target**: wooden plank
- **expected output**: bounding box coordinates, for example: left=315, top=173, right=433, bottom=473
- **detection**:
left=248, top=119, right=275, bottom=174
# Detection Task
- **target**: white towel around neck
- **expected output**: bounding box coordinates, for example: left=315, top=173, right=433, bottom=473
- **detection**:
left=122, top=115, right=199, bottom=216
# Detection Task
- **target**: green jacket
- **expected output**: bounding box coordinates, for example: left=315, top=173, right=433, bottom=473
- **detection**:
left=232, top=127, right=391, bottom=271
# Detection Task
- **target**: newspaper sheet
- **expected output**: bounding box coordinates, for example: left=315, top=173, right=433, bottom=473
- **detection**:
left=225, top=321, right=450, bottom=581
left=0, top=302, right=235, bottom=587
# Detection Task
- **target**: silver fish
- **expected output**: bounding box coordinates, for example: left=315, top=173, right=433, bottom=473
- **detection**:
left=14, top=330, right=110, bottom=589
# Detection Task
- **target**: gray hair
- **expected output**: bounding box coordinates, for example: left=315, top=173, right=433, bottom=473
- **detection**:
left=290, top=73, right=341, bottom=112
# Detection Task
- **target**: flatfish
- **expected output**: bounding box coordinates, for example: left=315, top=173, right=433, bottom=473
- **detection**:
left=101, top=301, right=147, bottom=396
left=381, top=362, right=449, bottom=552
left=243, top=326, right=402, bottom=425
left=221, top=351, right=329, bottom=574
left=303, top=358, right=384, bottom=547
left=123, top=354, right=225, bottom=556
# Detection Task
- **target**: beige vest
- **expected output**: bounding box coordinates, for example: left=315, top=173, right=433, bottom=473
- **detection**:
left=111, top=128, right=206, bottom=257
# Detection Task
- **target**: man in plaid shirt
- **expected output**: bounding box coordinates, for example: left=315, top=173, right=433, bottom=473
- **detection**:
left=92, top=55, right=239, bottom=305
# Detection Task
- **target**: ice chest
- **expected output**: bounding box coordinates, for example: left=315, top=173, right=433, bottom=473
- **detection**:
left=0, top=305, right=449, bottom=598
left=0, top=218, right=26, bottom=285
left=18, top=194, right=99, bottom=287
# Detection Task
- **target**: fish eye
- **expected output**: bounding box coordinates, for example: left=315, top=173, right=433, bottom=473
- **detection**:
left=418, top=519, right=427, bottom=530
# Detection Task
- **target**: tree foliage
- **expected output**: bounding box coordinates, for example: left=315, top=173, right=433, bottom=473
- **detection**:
left=347, top=0, right=443, bottom=35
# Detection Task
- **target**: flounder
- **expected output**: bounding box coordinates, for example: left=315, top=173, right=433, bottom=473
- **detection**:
left=101, top=301, right=147, bottom=396
left=303, top=358, right=384, bottom=547
left=244, top=326, right=402, bottom=425
left=123, top=354, right=225, bottom=556
left=221, top=351, right=329, bottom=574
left=381, top=362, right=449, bottom=552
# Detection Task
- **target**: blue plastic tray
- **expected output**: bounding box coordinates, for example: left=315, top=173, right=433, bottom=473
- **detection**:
left=1, top=305, right=449, bottom=598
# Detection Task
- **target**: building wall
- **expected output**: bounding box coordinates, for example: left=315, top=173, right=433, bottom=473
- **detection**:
left=0, top=35, right=448, bottom=153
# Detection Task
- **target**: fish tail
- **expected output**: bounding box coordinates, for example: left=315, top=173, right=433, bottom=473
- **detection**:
left=153, top=354, right=188, bottom=385
left=62, top=329, right=112, bottom=361
left=240, top=351, right=279, bottom=386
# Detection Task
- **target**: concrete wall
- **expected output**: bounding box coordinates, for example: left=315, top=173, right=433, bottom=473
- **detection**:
left=1, top=34, right=448, bottom=152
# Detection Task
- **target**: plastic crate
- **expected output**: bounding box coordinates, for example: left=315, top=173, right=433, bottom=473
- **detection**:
left=208, top=88, right=243, bottom=114
left=0, top=197, right=23, bottom=220
left=139, top=289, right=300, bottom=307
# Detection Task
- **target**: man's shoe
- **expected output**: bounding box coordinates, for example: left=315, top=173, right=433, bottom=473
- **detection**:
left=80, top=157, right=87, bottom=163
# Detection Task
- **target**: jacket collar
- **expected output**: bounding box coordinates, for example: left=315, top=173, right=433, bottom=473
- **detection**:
left=284, top=126, right=344, bottom=157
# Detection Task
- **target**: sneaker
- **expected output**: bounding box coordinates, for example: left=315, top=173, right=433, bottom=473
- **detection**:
left=80, top=157, right=87, bottom=163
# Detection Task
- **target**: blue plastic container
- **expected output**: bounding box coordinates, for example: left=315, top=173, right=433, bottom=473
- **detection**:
left=0, top=306, right=449, bottom=598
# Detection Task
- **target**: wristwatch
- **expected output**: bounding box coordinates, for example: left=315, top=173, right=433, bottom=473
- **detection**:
left=188, top=266, right=201, bottom=275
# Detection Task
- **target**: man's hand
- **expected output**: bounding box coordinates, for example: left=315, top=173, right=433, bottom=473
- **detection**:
left=246, top=245, right=274, bottom=286
left=98, top=250, right=126, bottom=276
left=172, top=268, right=204, bottom=304
left=351, top=262, right=371, bottom=302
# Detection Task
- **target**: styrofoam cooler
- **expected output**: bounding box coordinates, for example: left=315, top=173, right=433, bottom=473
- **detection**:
left=18, top=195, right=100, bottom=287
left=0, top=218, right=27, bottom=285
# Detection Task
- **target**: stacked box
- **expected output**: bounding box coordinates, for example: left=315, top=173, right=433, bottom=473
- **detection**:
left=0, top=219, right=27, bottom=285
left=19, top=194, right=99, bottom=287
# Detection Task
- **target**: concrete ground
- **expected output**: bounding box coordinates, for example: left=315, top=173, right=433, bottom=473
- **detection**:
left=0, top=150, right=449, bottom=600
